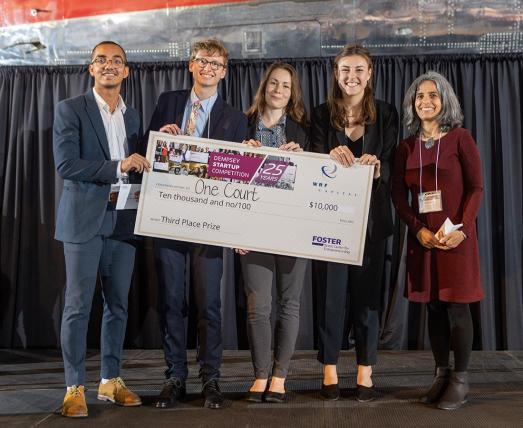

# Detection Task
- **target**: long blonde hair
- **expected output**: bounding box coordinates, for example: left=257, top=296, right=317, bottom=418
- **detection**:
left=327, top=44, right=376, bottom=130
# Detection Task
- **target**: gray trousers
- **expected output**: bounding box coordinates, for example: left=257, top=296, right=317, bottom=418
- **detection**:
left=241, top=252, right=307, bottom=379
left=60, top=211, right=136, bottom=386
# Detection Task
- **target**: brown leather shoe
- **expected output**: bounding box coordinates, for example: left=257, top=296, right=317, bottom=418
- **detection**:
left=61, top=385, right=88, bottom=418
left=97, top=377, right=142, bottom=406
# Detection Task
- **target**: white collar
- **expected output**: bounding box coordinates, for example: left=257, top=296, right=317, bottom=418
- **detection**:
left=92, top=88, right=126, bottom=114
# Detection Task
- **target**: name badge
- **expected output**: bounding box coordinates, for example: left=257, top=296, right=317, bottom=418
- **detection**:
left=418, top=190, right=442, bottom=213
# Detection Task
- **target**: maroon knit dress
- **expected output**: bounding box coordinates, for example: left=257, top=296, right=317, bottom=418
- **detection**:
left=391, top=127, right=484, bottom=303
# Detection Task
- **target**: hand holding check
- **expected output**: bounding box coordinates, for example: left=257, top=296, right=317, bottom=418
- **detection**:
left=329, top=146, right=381, bottom=178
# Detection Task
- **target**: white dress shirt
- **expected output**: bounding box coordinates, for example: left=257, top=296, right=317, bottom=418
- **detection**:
left=92, top=88, right=128, bottom=190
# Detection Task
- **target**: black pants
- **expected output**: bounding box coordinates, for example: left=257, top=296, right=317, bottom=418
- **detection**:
left=427, top=301, right=473, bottom=372
left=316, top=240, right=386, bottom=366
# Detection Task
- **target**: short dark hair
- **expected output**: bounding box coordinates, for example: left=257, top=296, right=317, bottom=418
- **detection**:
left=90, top=41, right=127, bottom=64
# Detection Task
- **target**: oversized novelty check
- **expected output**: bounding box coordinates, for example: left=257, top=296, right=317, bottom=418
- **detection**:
left=135, top=132, right=374, bottom=265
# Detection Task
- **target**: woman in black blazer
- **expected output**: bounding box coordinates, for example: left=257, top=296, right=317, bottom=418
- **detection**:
left=236, top=62, right=309, bottom=403
left=310, top=44, right=398, bottom=402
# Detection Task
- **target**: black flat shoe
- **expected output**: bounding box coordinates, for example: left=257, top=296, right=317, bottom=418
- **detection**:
left=320, top=383, right=340, bottom=401
left=355, top=384, right=378, bottom=402
left=202, top=379, right=224, bottom=409
left=246, top=390, right=264, bottom=403
left=155, top=378, right=186, bottom=408
left=264, top=391, right=286, bottom=403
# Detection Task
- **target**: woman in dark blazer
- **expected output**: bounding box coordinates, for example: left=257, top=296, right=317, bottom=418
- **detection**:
left=310, top=44, right=398, bottom=402
left=236, top=62, right=309, bottom=403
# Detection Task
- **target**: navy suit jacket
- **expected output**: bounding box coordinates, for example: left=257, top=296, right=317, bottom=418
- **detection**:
left=53, top=89, right=141, bottom=243
left=144, top=90, right=247, bottom=147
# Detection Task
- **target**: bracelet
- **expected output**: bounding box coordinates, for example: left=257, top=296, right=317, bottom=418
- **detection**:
left=460, top=231, right=467, bottom=239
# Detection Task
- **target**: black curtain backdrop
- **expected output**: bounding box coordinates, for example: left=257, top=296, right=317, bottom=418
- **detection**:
left=1, top=55, right=522, bottom=352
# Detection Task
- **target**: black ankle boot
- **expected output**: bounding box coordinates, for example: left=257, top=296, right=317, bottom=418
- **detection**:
left=437, top=371, right=469, bottom=410
left=419, top=367, right=451, bottom=404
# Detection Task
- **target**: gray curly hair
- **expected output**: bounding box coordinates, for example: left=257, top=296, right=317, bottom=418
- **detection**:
left=402, top=70, right=463, bottom=136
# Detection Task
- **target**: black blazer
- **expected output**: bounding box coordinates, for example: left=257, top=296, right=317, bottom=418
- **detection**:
left=310, top=99, right=399, bottom=242
left=143, top=90, right=248, bottom=150
left=246, top=114, right=310, bottom=148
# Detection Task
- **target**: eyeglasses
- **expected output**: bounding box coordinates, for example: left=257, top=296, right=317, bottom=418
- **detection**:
left=192, top=57, right=225, bottom=70
left=91, top=56, right=126, bottom=67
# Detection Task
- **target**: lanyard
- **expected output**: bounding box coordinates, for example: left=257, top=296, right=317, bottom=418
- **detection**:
left=204, top=97, right=211, bottom=139
left=418, top=132, right=442, bottom=193
left=199, top=97, right=212, bottom=139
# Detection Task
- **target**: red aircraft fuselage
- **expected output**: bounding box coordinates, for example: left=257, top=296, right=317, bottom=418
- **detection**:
left=1, top=0, right=249, bottom=27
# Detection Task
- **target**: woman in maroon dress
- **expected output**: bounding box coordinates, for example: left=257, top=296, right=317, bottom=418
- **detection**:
left=391, top=71, right=483, bottom=410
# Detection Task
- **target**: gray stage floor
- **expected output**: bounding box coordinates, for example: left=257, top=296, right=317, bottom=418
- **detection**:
left=1, top=349, right=522, bottom=427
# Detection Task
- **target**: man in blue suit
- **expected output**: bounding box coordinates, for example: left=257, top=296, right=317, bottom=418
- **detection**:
left=144, top=39, right=247, bottom=409
left=53, top=41, right=150, bottom=418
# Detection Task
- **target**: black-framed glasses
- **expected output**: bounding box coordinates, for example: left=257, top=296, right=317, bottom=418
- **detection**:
left=192, top=57, right=225, bottom=70
left=91, top=56, right=126, bottom=67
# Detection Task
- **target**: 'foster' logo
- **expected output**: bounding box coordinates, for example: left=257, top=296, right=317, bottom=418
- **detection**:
left=312, top=235, right=342, bottom=246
